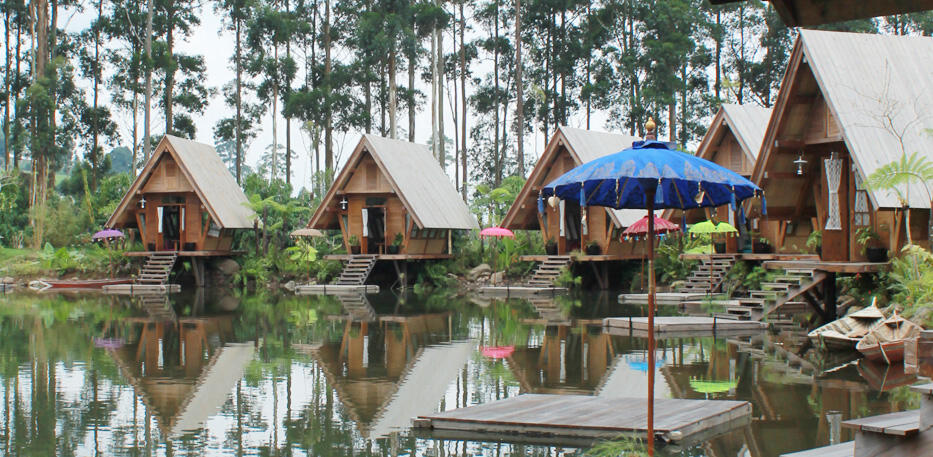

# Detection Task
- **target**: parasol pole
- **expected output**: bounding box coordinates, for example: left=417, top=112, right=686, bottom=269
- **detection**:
left=646, top=187, right=656, bottom=457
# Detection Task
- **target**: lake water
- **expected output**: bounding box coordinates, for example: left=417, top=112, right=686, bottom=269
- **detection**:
left=0, top=288, right=920, bottom=456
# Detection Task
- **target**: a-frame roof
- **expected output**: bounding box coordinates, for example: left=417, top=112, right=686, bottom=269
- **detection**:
left=715, top=104, right=771, bottom=165
left=752, top=29, right=933, bottom=209
left=106, top=135, right=255, bottom=228
left=502, top=126, right=645, bottom=230
left=309, top=134, right=478, bottom=230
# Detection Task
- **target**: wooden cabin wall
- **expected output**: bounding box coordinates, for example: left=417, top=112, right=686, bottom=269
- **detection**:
left=710, top=132, right=753, bottom=176
left=343, top=155, right=393, bottom=194
left=586, top=206, right=608, bottom=252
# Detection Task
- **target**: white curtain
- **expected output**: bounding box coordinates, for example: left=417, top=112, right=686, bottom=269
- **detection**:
left=559, top=200, right=565, bottom=237
left=157, top=207, right=163, bottom=234
left=362, top=208, right=369, bottom=237
left=825, top=158, right=843, bottom=230
left=581, top=211, right=588, bottom=235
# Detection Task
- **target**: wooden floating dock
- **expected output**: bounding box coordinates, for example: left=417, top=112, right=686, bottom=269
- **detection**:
left=413, top=394, right=751, bottom=445
left=102, top=284, right=181, bottom=295
left=618, top=292, right=707, bottom=306
left=604, top=316, right=767, bottom=338
left=476, top=286, right=567, bottom=298
left=781, top=442, right=854, bottom=457
left=295, top=284, right=380, bottom=295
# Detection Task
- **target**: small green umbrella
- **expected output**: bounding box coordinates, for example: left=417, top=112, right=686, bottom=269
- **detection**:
left=688, top=220, right=738, bottom=293
left=688, top=220, right=738, bottom=235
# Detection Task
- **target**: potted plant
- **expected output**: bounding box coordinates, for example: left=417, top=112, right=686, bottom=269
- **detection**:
left=753, top=237, right=772, bottom=254
left=545, top=238, right=558, bottom=255
left=856, top=227, right=887, bottom=262
left=585, top=240, right=602, bottom=255
left=713, top=235, right=726, bottom=254
left=347, top=235, right=361, bottom=254
left=387, top=232, right=403, bottom=254
left=806, top=230, right=822, bottom=257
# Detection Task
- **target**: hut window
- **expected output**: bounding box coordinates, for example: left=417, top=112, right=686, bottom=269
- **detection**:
left=854, top=173, right=870, bottom=227
left=207, top=222, right=221, bottom=237
left=365, top=197, right=386, bottom=206
left=411, top=227, right=421, bottom=238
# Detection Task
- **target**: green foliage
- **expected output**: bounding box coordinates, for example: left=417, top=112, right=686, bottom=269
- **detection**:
left=392, top=232, right=404, bottom=247
left=865, top=151, right=933, bottom=206
left=554, top=266, right=582, bottom=289
left=855, top=227, right=880, bottom=255
left=585, top=437, right=649, bottom=457
left=806, top=230, right=822, bottom=250
left=883, top=244, right=933, bottom=325
left=471, top=176, right=524, bottom=226
left=655, top=235, right=702, bottom=284
left=347, top=234, right=360, bottom=246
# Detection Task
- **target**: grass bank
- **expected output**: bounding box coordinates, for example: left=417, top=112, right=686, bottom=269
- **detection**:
left=0, top=246, right=136, bottom=281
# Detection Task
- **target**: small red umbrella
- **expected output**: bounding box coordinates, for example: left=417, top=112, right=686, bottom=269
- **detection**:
left=480, top=227, right=515, bottom=238
left=621, top=215, right=680, bottom=240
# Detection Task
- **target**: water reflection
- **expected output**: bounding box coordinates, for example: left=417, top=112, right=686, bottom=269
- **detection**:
left=0, top=290, right=923, bottom=456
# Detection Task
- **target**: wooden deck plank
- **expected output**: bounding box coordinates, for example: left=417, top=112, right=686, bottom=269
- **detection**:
left=415, top=394, right=751, bottom=443
left=780, top=441, right=854, bottom=457
left=604, top=316, right=768, bottom=332
left=763, top=259, right=887, bottom=273
left=842, top=410, right=920, bottom=436
left=295, top=284, right=380, bottom=295
left=476, top=286, right=568, bottom=297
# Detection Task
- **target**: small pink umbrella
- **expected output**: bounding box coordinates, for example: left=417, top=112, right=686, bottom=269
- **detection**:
left=92, top=229, right=124, bottom=240
left=480, top=227, right=515, bottom=238
left=481, top=345, right=515, bottom=359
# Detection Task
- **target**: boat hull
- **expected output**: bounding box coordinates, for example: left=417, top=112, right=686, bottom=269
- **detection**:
left=859, top=341, right=906, bottom=364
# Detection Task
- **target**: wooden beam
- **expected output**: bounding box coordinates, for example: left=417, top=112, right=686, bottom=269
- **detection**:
left=760, top=207, right=817, bottom=219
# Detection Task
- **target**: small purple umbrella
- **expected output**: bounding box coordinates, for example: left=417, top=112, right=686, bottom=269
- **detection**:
left=92, top=229, right=124, bottom=240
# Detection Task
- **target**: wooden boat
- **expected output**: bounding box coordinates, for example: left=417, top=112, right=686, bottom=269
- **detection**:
left=856, top=313, right=923, bottom=364
left=29, top=278, right=133, bottom=291
left=807, top=303, right=886, bottom=351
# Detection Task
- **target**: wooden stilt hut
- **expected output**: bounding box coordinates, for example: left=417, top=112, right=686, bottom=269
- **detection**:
left=750, top=30, right=933, bottom=261
left=308, top=134, right=478, bottom=258
left=665, top=104, right=771, bottom=253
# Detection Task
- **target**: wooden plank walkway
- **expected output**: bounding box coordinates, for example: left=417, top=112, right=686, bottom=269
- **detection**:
left=604, top=316, right=767, bottom=338
left=842, top=410, right=920, bottom=437
left=413, top=394, right=751, bottom=443
left=294, top=284, right=380, bottom=295
left=618, top=292, right=706, bottom=305
left=476, top=286, right=567, bottom=298
left=781, top=441, right=854, bottom=457
left=102, top=284, right=181, bottom=295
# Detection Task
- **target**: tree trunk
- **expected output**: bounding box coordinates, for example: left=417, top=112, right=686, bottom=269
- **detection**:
left=388, top=48, right=397, bottom=139
left=668, top=102, right=675, bottom=143
left=515, top=0, right=524, bottom=177
left=271, top=42, right=279, bottom=181
left=144, top=0, right=153, bottom=160
left=234, top=3, right=243, bottom=183
left=431, top=28, right=437, bottom=158
left=436, top=0, right=445, bottom=169
left=91, top=0, right=102, bottom=190
left=164, top=1, right=175, bottom=135
left=3, top=6, right=10, bottom=170
left=324, top=0, right=333, bottom=182
left=459, top=1, right=467, bottom=200
left=493, top=0, right=500, bottom=186
left=408, top=46, right=415, bottom=141
left=714, top=9, right=721, bottom=101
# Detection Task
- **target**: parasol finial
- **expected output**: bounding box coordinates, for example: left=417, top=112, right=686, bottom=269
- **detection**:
left=645, top=117, right=657, bottom=141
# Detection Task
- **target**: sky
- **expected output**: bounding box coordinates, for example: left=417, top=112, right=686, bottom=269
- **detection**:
left=63, top=2, right=617, bottom=195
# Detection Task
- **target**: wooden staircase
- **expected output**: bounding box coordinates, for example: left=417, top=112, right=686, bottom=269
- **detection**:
left=528, top=297, right=569, bottom=324
left=717, top=268, right=826, bottom=325
left=679, top=256, right=736, bottom=294
left=137, top=294, right=176, bottom=321
left=335, top=255, right=379, bottom=286
left=526, top=256, right=572, bottom=287
left=336, top=292, right=377, bottom=322
left=136, top=253, right=178, bottom=285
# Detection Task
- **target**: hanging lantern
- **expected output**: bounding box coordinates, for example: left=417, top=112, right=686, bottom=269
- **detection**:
left=138, top=196, right=146, bottom=209
left=339, top=196, right=349, bottom=211
left=547, top=195, right=560, bottom=208
left=794, top=154, right=808, bottom=176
